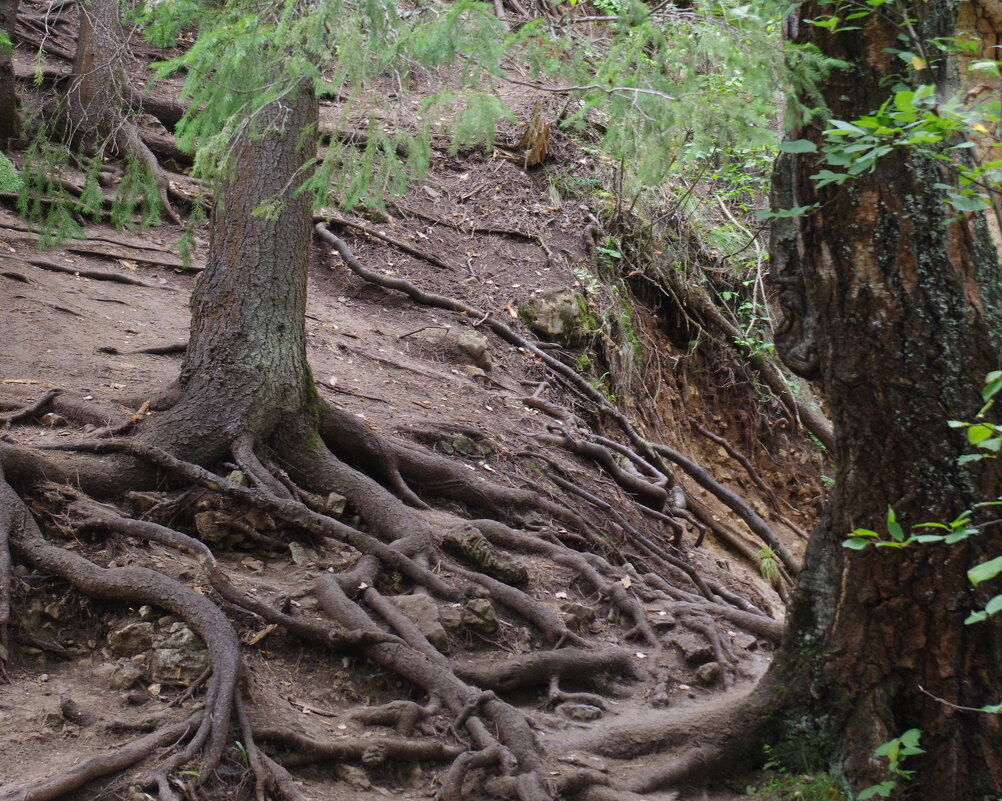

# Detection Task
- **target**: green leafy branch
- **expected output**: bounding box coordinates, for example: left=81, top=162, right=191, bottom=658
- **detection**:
left=858, top=729, right=925, bottom=800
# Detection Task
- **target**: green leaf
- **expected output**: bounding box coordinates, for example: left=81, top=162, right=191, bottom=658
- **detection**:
left=957, top=453, right=985, bottom=465
left=985, top=594, right=1002, bottom=615
left=779, top=139, right=818, bottom=153
left=858, top=780, right=897, bottom=799
left=898, top=729, right=923, bottom=754
left=968, top=423, right=996, bottom=445
left=948, top=192, right=991, bottom=212
left=981, top=702, right=1002, bottom=713
left=843, top=537, right=872, bottom=550
left=887, top=506, right=905, bottom=542
left=982, top=371, right=1002, bottom=402
left=968, top=556, right=1002, bottom=587
left=980, top=436, right=1002, bottom=453
left=913, top=534, right=946, bottom=543
left=828, top=119, right=867, bottom=133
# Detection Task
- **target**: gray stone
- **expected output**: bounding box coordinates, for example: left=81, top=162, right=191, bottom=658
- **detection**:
left=138, top=605, right=156, bottom=621
left=524, top=288, right=585, bottom=343
left=151, top=647, right=210, bottom=685
left=386, top=594, right=448, bottom=651
left=454, top=329, right=492, bottom=371
left=107, top=622, right=155, bottom=657
left=109, top=662, right=144, bottom=690
left=225, top=469, right=249, bottom=486
left=695, top=661, right=722, bottom=686
left=440, top=605, right=464, bottom=630
left=461, top=598, right=498, bottom=636
left=557, top=702, right=603, bottom=721
left=335, top=764, right=373, bottom=790
left=442, top=527, right=527, bottom=585
left=563, top=603, right=596, bottom=631
left=288, top=542, right=310, bottom=565
left=163, top=623, right=205, bottom=650
left=675, top=632, right=713, bottom=665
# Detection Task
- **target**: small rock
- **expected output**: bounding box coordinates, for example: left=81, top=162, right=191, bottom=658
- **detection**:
left=324, top=492, right=347, bottom=516
left=462, top=598, right=498, bottom=636
left=194, top=510, right=233, bottom=544
left=695, top=662, right=722, bottom=686
left=151, top=647, right=210, bottom=685
left=442, top=527, right=528, bottom=586
left=40, top=413, right=68, bottom=427
left=60, top=697, right=92, bottom=726
left=440, top=605, right=463, bottom=631
left=163, top=623, right=205, bottom=650
left=157, top=616, right=176, bottom=629
left=108, top=622, right=155, bottom=657
left=563, top=603, right=596, bottom=631
left=226, top=469, right=249, bottom=486
left=675, top=632, right=714, bottom=665
left=524, top=288, right=586, bottom=344
left=335, top=764, right=373, bottom=790
left=454, top=329, right=492, bottom=371
left=289, top=542, right=310, bottom=565
left=557, top=702, right=603, bottom=722
left=138, top=605, right=156, bottom=621
left=109, top=662, right=144, bottom=690
left=386, top=594, right=449, bottom=651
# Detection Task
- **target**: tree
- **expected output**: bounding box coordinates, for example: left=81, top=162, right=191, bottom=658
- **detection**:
left=0, top=0, right=19, bottom=141
left=64, top=0, right=179, bottom=222
left=767, top=0, right=1002, bottom=796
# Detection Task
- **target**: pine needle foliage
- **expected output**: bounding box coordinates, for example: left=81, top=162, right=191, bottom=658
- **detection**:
left=514, top=0, right=836, bottom=193
left=0, top=152, right=22, bottom=193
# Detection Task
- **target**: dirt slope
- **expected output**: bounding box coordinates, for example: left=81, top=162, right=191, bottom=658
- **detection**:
left=0, top=11, right=826, bottom=800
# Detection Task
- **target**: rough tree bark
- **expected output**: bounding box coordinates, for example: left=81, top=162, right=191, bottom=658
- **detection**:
left=769, top=0, right=1002, bottom=796
left=67, top=0, right=178, bottom=221
left=0, top=0, right=18, bottom=142
left=146, top=83, right=319, bottom=462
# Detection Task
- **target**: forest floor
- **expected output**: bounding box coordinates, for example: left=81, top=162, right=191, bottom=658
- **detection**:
left=0, top=6, right=830, bottom=800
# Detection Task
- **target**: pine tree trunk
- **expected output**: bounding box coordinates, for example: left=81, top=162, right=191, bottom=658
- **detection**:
left=0, top=0, right=19, bottom=141
left=146, top=85, right=319, bottom=462
left=69, top=0, right=129, bottom=140
left=770, top=1, right=1002, bottom=797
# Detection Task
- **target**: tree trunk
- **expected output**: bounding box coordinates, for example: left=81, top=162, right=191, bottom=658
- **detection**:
left=770, top=1, right=1002, bottom=797
left=145, top=84, right=319, bottom=462
left=0, top=0, right=19, bottom=141
left=69, top=0, right=129, bottom=141
left=67, top=0, right=178, bottom=221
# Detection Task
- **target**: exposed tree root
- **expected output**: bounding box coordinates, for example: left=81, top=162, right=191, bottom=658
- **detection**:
left=255, top=727, right=465, bottom=766
left=316, top=212, right=456, bottom=270
left=455, top=647, right=638, bottom=693
left=0, top=299, right=791, bottom=801
left=2, top=469, right=241, bottom=782
left=0, top=714, right=204, bottom=801
left=654, top=262, right=834, bottom=451
left=0, top=388, right=61, bottom=426
left=316, top=222, right=799, bottom=583
left=0, top=252, right=173, bottom=287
